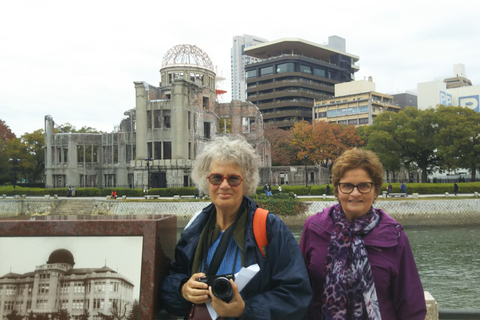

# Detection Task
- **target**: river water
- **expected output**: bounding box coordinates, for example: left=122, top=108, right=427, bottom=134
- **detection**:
left=176, top=225, right=480, bottom=309
left=290, top=226, right=480, bottom=310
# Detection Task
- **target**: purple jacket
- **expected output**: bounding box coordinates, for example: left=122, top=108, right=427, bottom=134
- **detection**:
left=300, top=205, right=426, bottom=320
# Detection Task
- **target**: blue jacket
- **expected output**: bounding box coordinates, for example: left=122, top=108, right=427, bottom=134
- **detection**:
left=160, top=197, right=312, bottom=319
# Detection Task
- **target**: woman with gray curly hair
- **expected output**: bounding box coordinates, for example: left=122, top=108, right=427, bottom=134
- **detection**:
left=160, top=135, right=311, bottom=319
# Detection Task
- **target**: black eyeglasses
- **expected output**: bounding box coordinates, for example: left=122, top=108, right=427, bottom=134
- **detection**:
left=338, top=182, right=374, bottom=194
left=207, top=173, right=244, bottom=187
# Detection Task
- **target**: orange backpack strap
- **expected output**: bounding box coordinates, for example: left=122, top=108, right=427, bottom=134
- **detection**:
left=253, top=208, right=269, bottom=258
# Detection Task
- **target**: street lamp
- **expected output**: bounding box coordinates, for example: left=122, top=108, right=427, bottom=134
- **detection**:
left=304, top=155, right=308, bottom=188
left=144, top=157, right=152, bottom=190
left=8, top=158, right=20, bottom=189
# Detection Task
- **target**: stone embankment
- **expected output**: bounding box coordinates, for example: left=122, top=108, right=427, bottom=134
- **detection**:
left=1, top=197, right=480, bottom=227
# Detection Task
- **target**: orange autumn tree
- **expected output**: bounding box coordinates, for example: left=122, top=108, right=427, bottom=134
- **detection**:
left=264, top=123, right=298, bottom=166
left=290, top=120, right=364, bottom=170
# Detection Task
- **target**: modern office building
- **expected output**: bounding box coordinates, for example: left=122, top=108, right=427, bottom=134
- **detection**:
left=0, top=249, right=134, bottom=320
left=417, top=64, right=479, bottom=112
left=44, top=44, right=271, bottom=189
left=313, top=78, right=402, bottom=126
left=245, top=36, right=359, bottom=129
left=231, top=35, right=268, bottom=102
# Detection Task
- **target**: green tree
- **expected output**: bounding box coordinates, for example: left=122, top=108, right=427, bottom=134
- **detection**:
left=367, top=107, right=440, bottom=182
left=57, top=309, right=71, bottom=320
left=364, top=112, right=402, bottom=182
left=6, top=310, right=23, bottom=320
left=3, top=138, right=30, bottom=184
left=56, top=122, right=100, bottom=133
left=435, top=105, right=480, bottom=180
left=21, top=129, right=45, bottom=182
left=0, top=119, right=17, bottom=184
left=79, top=309, right=90, bottom=320
left=127, top=300, right=140, bottom=320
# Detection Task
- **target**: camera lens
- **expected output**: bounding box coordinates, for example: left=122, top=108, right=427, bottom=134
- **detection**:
left=212, top=277, right=232, bottom=301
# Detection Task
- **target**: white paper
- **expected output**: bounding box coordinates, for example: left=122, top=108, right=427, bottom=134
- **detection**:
left=206, top=264, right=260, bottom=319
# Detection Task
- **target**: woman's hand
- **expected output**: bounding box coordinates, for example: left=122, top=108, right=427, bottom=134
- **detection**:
left=209, top=279, right=245, bottom=318
left=181, top=273, right=210, bottom=304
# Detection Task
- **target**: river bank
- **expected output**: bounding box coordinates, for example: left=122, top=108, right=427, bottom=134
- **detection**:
left=1, top=197, right=480, bottom=227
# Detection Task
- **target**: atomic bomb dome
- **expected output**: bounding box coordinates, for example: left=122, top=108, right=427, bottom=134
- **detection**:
left=161, top=44, right=214, bottom=71
left=47, top=248, right=75, bottom=266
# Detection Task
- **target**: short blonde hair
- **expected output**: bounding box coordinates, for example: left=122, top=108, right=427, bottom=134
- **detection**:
left=191, top=135, right=260, bottom=195
left=331, top=148, right=383, bottom=197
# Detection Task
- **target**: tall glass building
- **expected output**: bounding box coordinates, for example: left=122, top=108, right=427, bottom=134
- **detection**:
left=231, top=35, right=268, bottom=102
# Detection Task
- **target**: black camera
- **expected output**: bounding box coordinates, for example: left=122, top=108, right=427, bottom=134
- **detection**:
left=198, top=274, right=234, bottom=302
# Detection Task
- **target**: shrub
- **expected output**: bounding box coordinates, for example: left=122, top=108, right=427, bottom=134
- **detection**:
left=251, top=192, right=310, bottom=216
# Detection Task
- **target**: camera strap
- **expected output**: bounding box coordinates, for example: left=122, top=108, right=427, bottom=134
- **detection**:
left=202, top=200, right=246, bottom=276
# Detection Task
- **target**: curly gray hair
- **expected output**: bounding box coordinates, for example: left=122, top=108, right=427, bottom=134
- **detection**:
left=191, top=135, right=260, bottom=195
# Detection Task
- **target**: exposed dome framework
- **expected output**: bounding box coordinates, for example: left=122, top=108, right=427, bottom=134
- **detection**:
left=162, top=44, right=214, bottom=71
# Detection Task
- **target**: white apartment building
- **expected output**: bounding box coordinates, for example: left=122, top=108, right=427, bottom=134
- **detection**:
left=418, top=64, right=479, bottom=112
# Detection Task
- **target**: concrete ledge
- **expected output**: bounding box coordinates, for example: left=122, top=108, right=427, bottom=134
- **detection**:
left=413, top=193, right=419, bottom=199
left=44, top=195, right=50, bottom=199
left=122, top=195, right=127, bottom=199
left=106, top=195, right=113, bottom=200
left=445, top=192, right=449, bottom=197
left=173, top=195, right=181, bottom=200
left=1, top=194, right=6, bottom=199
left=424, top=291, right=439, bottom=320
left=144, top=195, right=160, bottom=200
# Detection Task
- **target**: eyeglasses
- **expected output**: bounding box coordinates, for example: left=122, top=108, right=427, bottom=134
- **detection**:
left=207, top=173, right=244, bottom=187
left=338, top=182, right=374, bottom=194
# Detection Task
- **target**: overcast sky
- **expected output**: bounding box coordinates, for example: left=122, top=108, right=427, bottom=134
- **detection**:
left=1, top=0, right=479, bottom=137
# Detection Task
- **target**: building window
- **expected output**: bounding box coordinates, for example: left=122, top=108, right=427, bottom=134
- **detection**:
left=163, top=142, right=172, bottom=160
left=260, top=66, right=273, bottom=76
left=246, top=70, right=257, bottom=79
left=219, top=118, right=232, bottom=134
left=359, top=118, right=369, bottom=124
left=163, top=110, right=171, bottom=128
left=154, top=142, right=162, bottom=160
left=38, top=284, right=49, bottom=294
left=242, top=117, right=254, bottom=133
left=358, top=106, right=369, bottom=113
left=276, top=63, right=295, bottom=73
left=314, top=68, right=326, bottom=77
left=204, top=122, right=211, bottom=139
left=147, top=110, right=152, bottom=128
left=154, top=110, right=161, bottom=128
left=300, top=65, right=312, bottom=74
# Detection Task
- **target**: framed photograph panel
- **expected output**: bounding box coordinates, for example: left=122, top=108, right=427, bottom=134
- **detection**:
left=0, top=215, right=177, bottom=320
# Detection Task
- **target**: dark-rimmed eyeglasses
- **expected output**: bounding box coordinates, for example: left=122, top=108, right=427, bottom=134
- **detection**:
left=338, top=182, right=374, bottom=194
left=207, top=173, right=244, bottom=187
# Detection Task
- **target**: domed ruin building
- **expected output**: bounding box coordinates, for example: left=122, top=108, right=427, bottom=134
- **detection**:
left=0, top=249, right=134, bottom=319
left=44, top=44, right=271, bottom=189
